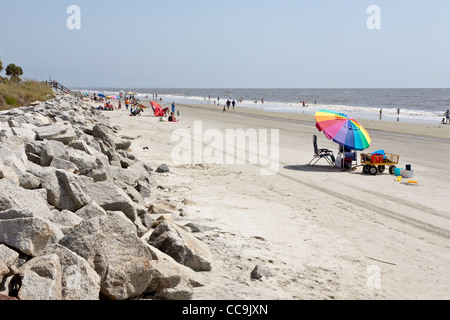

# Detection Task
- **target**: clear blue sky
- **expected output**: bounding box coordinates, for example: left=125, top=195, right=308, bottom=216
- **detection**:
left=1, top=0, right=449, bottom=88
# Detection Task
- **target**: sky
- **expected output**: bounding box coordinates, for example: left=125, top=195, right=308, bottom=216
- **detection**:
left=1, top=0, right=449, bottom=89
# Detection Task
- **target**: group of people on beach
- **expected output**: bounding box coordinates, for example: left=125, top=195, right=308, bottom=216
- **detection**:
left=442, top=110, right=450, bottom=124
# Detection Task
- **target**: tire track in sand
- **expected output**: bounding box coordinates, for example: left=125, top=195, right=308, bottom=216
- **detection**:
left=275, top=165, right=450, bottom=240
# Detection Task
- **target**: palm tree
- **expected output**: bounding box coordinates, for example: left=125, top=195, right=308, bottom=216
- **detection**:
left=5, top=64, right=23, bottom=82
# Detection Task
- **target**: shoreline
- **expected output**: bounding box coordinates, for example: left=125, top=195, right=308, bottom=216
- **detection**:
left=78, top=87, right=449, bottom=125
left=127, top=99, right=450, bottom=142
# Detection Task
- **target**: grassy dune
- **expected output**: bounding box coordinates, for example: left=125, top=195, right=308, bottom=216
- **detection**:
left=0, top=80, right=55, bottom=110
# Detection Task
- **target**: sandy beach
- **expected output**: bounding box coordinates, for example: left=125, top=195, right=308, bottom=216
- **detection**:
left=99, top=100, right=450, bottom=300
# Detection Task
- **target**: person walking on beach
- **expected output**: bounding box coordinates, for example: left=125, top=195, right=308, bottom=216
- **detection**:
left=125, top=98, right=129, bottom=110
left=172, top=101, right=176, bottom=114
left=226, top=99, right=231, bottom=110
left=445, top=110, right=450, bottom=124
left=232, top=100, right=235, bottom=109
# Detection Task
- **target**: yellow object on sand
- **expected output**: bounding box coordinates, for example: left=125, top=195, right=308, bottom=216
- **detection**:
left=396, top=176, right=402, bottom=182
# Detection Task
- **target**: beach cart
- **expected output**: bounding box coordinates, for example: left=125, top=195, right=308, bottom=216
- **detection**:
left=360, top=152, right=399, bottom=175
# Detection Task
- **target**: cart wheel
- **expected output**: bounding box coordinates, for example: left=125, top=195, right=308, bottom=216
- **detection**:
left=369, top=166, right=378, bottom=175
left=363, top=165, right=371, bottom=174
left=389, top=166, right=396, bottom=175
left=378, top=165, right=386, bottom=173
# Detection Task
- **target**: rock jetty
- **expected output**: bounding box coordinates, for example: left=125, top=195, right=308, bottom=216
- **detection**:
left=0, top=95, right=213, bottom=300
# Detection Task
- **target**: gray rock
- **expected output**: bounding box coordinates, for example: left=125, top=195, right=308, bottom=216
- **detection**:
left=250, top=265, right=272, bottom=280
left=0, top=216, right=57, bottom=256
left=59, top=215, right=154, bottom=300
left=74, top=201, right=107, bottom=220
left=148, top=221, right=213, bottom=272
left=144, top=245, right=205, bottom=300
left=17, top=254, right=63, bottom=300
left=108, top=165, right=140, bottom=187
left=156, top=164, right=170, bottom=173
left=29, top=168, right=92, bottom=212
left=146, top=259, right=194, bottom=300
left=17, top=172, right=41, bottom=189
left=33, top=124, right=77, bottom=145
left=0, top=179, right=52, bottom=218
left=80, top=180, right=139, bottom=222
left=69, top=139, right=96, bottom=155
left=135, top=180, right=152, bottom=199
left=25, top=140, right=44, bottom=157
left=48, top=209, right=83, bottom=235
left=50, top=157, right=79, bottom=173
left=80, top=167, right=110, bottom=182
left=92, top=124, right=131, bottom=150
left=11, top=127, right=36, bottom=140
left=40, top=140, right=69, bottom=167
left=66, top=148, right=99, bottom=172
left=42, top=244, right=101, bottom=300
left=0, top=145, right=28, bottom=182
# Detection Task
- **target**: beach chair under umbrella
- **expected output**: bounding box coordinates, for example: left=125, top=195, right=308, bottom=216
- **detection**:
left=314, top=110, right=371, bottom=168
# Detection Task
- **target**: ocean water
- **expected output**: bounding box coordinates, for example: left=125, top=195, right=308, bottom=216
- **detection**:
left=77, top=88, right=450, bottom=124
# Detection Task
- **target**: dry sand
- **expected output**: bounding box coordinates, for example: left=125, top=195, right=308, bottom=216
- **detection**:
left=97, top=100, right=450, bottom=300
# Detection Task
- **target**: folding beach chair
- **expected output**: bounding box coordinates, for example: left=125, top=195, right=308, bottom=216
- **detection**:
left=308, top=135, right=336, bottom=167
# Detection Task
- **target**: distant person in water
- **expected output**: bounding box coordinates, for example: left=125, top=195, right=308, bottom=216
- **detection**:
left=397, top=108, right=400, bottom=115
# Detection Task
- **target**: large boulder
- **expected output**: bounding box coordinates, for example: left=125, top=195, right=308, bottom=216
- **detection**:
left=59, top=214, right=154, bottom=300
left=148, top=221, right=213, bottom=272
left=47, top=209, right=83, bottom=235
left=17, top=254, right=63, bottom=300
left=0, top=179, right=52, bottom=218
left=40, top=140, right=69, bottom=167
left=17, top=172, right=41, bottom=189
left=80, top=180, right=139, bottom=222
left=92, top=124, right=132, bottom=150
left=0, top=144, right=29, bottom=184
left=33, top=124, right=77, bottom=145
left=74, top=201, right=107, bottom=220
left=0, top=214, right=58, bottom=257
left=42, top=244, right=101, bottom=300
left=144, top=245, right=206, bottom=300
left=10, top=127, right=36, bottom=141
left=66, top=148, right=100, bottom=172
left=28, top=167, right=92, bottom=212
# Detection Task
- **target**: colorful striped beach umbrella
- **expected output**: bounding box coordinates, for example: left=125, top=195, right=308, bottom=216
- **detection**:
left=106, top=95, right=120, bottom=99
left=314, top=110, right=371, bottom=151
